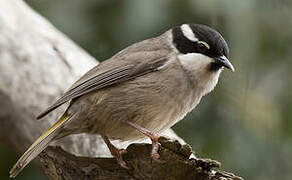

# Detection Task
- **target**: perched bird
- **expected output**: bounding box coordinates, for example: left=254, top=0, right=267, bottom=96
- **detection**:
left=10, top=23, right=234, bottom=177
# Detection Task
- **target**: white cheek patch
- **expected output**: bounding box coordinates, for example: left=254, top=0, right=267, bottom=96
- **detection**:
left=181, top=24, right=198, bottom=42
left=178, top=53, right=222, bottom=96
left=178, top=53, right=213, bottom=71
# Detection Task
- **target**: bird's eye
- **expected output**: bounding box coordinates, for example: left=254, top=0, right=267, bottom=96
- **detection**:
left=197, top=41, right=210, bottom=53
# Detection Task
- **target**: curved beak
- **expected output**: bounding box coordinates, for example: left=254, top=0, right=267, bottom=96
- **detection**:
left=215, top=56, right=235, bottom=72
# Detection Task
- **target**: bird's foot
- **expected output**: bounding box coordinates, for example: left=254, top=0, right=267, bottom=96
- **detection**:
left=115, top=149, right=128, bottom=169
left=125, top=121, right=165, bottom=163
left=102, top=135, right=129, bottom=169
left=149, top=133, right=165, bottom=163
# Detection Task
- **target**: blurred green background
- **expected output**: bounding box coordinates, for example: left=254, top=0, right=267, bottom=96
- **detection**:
left=1, top=0, right=292, bottom=179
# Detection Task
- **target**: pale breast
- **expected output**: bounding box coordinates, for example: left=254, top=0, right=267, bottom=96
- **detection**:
left=66, top=55, right=219, bottom=141
left=85, top=59, right=197, bottom=140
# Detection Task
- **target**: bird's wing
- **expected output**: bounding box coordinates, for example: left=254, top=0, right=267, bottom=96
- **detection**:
left=36, top=57, right=168, bottom=119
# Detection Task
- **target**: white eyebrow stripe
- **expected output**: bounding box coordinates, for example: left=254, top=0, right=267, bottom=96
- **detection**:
left=181, top=24, right=198, bottom=42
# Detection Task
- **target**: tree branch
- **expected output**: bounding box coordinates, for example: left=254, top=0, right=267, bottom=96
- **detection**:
left=40, top=138, right=242, bottom=180
left=0, top=0, right=243, bottom=179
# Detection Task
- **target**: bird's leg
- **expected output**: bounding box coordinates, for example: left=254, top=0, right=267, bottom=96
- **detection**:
left=101, top=135, right=128, bottom=169
left=125, top=121, right=162, bottom=162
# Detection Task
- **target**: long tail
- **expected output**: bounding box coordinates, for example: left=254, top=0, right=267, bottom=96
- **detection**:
left=9, top=113, right=72, bottom=178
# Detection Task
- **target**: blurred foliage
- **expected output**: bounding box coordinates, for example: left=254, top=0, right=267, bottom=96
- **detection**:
left=1, top=0, right=292, bottom=179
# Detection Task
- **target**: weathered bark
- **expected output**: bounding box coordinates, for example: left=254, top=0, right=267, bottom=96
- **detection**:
left=0, top=0, right=243, bottom=179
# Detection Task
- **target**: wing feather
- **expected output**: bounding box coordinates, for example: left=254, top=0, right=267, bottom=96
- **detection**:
left=36, top=58, right=168, bottom=119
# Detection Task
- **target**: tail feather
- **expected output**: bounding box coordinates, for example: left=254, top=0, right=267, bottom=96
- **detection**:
left=9, top=113, right=71, bottom=178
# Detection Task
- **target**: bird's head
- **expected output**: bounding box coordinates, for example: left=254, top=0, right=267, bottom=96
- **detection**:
left=172, top=24, right=234, bottom=72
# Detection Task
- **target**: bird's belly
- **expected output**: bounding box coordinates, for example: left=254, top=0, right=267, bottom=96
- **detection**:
left=103, top=109, right=180, bottom=141
left=80, top=67, right=200, bottom=141
left=96, top=96, right=197, bottom=141
left=68, top=84, right=201, bottom=141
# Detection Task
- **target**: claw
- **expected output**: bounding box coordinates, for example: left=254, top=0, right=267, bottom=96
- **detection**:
left=125, top=121, right=165, bottom=163
left=150, top=134, right=165, bottom=163
left=116, top=150, right=129, bottom=169
left=102, top=135, right=129, bottom=169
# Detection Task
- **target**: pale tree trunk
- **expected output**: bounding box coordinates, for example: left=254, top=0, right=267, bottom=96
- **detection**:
left=0, top=0, right=243, bottom=179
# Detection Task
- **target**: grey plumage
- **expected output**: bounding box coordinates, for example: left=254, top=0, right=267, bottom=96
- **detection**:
left=10, top=24, right=234, bottom=178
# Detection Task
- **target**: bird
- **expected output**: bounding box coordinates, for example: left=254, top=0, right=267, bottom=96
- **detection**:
left=10, top=23, right=234, bottom=178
